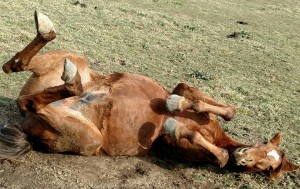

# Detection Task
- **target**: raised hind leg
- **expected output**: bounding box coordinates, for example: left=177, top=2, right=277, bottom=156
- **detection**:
left=3, top=11, right=94, bottom=97
left=18, top=59, right=83, bottom=113
left=2, top=11, right=56, bottom=73
left=25, top=105, right=104, bottom=156
left=163, top=118, right=229, bottom=167
left=169, top=83, right=235, bottom=121
left=19, top=60, right=103, bottom=155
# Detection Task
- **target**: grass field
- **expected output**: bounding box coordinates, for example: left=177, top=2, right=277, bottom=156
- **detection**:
left=0, top=0, right=299, bottom=188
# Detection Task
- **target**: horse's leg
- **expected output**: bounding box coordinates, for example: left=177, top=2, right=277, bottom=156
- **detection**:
left=3, top=11, right=94, bottom=97
left=2, top=11, right=56, bottom=73
left=169, top=83, right=235, bottom=121
left=167, top=95, right=234, bottom=121
left=172, top=83, right=229, bottom=107
left=167, top=83, right=236, bottom=121
left=164, top=118, right=229, bottom=167
left=18, top=59, right=83, bottom=112
left=30, top=105, right=104, bottom=156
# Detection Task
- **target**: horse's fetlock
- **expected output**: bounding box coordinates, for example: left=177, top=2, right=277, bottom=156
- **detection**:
left=216, top=148, right=229, bottom=168
left=223, top=106, right=236, bottom=121
left=192, top=101, right=202, bottom=112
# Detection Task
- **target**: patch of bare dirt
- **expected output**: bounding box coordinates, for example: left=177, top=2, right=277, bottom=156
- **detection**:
left=0, top=151, right=219, bottom=189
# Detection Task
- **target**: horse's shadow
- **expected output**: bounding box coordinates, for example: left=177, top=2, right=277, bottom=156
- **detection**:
left=0, top=96, right=23, bottom=126
left=137, top=153, right=230, bottom=176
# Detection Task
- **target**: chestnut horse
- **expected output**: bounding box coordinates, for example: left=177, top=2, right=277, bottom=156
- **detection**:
left=1, top=11, right=298, bottom=179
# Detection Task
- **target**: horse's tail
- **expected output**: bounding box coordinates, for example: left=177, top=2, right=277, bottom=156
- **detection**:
left=0, top=124, right=31, bottom=161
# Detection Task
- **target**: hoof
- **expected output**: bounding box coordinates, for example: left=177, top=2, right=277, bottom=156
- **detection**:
left=34, top=11, right=56, bottom=40
left=216, top=149, right=229, bottom=168
left=222, top=106, right=236, bottom=121
left=2, top=61, right=13, bottom=74
left=61, top=58, right=77, bottom=83
left=163, top=118, right=179, bottom=139
left=166, top=95, right=186, bottom=112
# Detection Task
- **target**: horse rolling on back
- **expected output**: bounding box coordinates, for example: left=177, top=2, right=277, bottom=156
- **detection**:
left=1, top=11, right=298, bottom=180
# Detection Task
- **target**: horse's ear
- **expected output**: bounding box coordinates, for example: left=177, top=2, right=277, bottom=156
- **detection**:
left=270, top=133, right=281, bottom=146
left=281, top=157, right=299, bottom=173
left=268, top=155, right=299, bottom=179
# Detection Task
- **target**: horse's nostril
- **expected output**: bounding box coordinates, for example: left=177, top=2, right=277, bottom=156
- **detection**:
left=239, top=148, right=246, bottom=153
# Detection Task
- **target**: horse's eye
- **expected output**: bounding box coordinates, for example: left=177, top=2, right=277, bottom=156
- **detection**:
left=266, top=166, right=273, bottom=171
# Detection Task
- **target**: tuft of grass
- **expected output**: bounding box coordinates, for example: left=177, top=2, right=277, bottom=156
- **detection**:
left=187, top=70, right=212, bottom=81
left=227, top=31, right=250, bottom=39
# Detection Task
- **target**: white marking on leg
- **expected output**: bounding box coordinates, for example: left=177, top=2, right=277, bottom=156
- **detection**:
left=267, top=150, right=280, bottom=161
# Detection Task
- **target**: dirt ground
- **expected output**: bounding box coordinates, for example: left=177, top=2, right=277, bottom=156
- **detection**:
left=0, top=151, right=224, bottom=189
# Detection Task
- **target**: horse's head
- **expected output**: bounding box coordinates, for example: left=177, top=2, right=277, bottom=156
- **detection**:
left=231, top=133, right=299, bottom=179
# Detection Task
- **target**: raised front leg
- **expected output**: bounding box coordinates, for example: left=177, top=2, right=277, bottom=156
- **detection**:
left=18, top=59, right=83, bottom=113
left=3, top=11, right=56, bottom=73
left=172, top=83, right=228, bottom=107
left=163, top=118, right=229, bottom=167
left=169, top=83, right=236, bottom=121
left=166, top=95, right=235, bottom=121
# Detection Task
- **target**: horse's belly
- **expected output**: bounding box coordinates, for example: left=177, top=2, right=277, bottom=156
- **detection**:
left=101, top=74, right=169, bottom=156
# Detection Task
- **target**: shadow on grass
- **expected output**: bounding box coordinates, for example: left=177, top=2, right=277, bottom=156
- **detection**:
left=141, top=137, right=235, bottom=176
left=139, top=154, right=229, bottom=173
left=0, top=96, right=23, bottom=126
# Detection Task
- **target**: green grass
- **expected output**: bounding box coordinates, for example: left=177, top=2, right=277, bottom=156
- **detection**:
left=0, top=0, right=299, bottom=188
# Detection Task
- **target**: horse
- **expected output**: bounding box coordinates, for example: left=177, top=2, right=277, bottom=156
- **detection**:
left=1, top=11, right=298, bottom=180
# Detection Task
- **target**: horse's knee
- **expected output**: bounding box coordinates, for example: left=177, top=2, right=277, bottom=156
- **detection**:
left=172, top=83, right=190, bottom=96
left=17, top=96, right=32, bottom=113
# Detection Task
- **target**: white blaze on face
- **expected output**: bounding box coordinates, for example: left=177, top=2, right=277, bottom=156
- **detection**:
left=267, top=150, right=280, bottom=161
